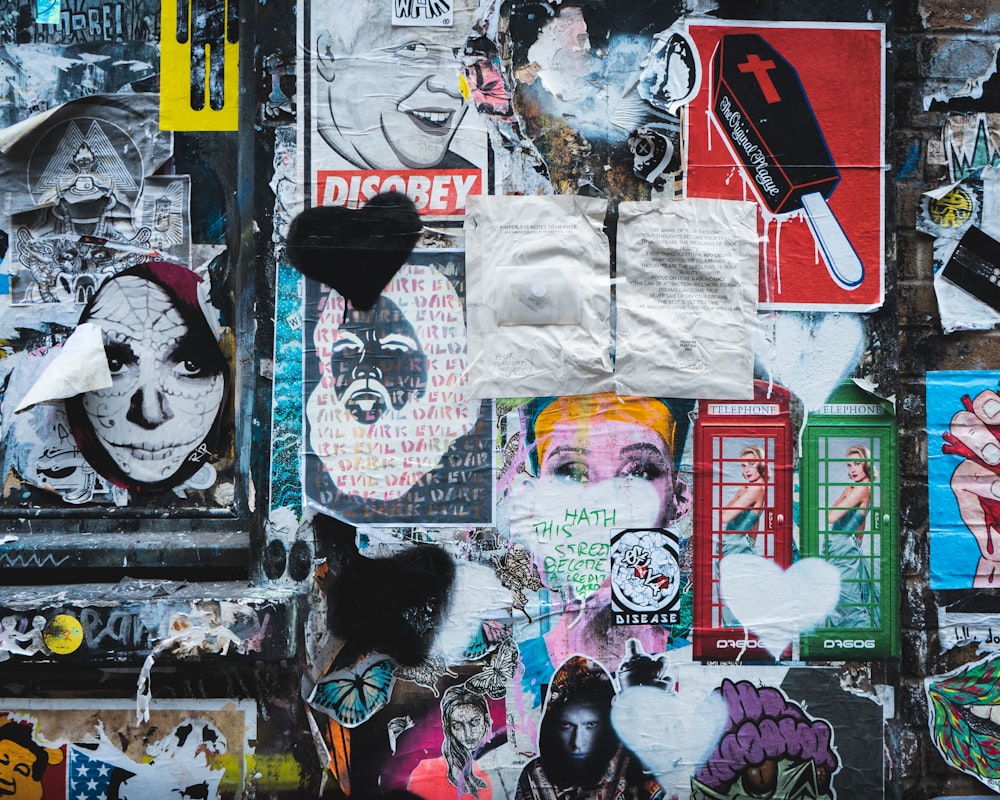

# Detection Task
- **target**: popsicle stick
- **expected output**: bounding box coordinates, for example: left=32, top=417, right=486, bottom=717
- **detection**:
left=801, top=191, right=864, bottom=290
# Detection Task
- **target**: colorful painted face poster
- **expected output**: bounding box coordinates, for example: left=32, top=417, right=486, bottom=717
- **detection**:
left=684, top=21, right=885, bottom=310
left=927, top=655, right=1000, bottom=794
left=927, top=370, right=1000, bottom=588
left=300, top=0, right=488, bottom=215
left=0, top=698, right=254, bottom=799
left=303, top=251, right=492, bottom=524
left=499, top=393, right=694, bottom=605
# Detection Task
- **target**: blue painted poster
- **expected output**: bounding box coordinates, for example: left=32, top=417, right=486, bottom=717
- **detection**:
left=928, top=370, right=1000, bottom=588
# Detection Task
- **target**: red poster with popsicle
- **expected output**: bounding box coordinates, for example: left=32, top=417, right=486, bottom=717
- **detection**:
left=685, top=22, right=885, bottom=310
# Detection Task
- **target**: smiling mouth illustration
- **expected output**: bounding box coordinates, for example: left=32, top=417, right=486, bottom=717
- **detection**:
left=403, top=107, right=455, bottom=135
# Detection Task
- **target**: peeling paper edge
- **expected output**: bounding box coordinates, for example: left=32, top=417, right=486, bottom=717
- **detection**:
left=850, top=377, right=896, bottom=414
left=923, top=43, right=1000, bottom=111
left=0, top=106, right=62, bottom=153
left=925, top=179, right=965, bottom=202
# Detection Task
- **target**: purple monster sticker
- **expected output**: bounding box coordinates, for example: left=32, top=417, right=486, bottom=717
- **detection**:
left=691, top=679, right=840, bottom=800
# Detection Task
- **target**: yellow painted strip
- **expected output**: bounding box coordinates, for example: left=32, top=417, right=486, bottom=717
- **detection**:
left=160, top=0, right=239, bottom=131
left=244, top=754, right=307, bottom=791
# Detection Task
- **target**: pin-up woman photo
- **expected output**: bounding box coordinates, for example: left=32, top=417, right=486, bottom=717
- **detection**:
left=721, top=445, right=768, bottom=550
left=716, top=445, right=768, bottom=627
left=826, top=444, right=878, bottom=627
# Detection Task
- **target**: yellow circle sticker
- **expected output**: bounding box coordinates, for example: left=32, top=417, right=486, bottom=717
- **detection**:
left=43, top=614, right=84, bottom=655
left=928, top=187, right=974, bottom=229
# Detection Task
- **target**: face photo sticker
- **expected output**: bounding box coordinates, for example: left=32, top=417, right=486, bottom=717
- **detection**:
left=65, top=261, right=228, bottom=494
left=516, top=655, right=663, bottom=799
left=313, top=0, right=482, bottom=170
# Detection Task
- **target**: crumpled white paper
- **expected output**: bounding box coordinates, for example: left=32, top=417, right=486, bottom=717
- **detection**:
left=615, top=197, right=758, bottom=398
left=465, top=194, right=614, bottom=398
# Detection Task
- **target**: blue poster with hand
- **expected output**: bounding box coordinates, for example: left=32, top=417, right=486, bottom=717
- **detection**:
left=928, top=370, right=1000, bottom=588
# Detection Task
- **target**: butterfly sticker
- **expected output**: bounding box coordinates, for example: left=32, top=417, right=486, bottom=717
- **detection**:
left=465, top=637, right=520, bottom=699
left=463, top=618, right=514, bottom=661
left=309, top=654, right=397, bottom=728
left=393, top=654, right=458, bottom=697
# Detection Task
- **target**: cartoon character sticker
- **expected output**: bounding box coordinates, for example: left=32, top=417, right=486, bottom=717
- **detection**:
left=610, top=529, right=681, bottom=625
left=691, top=679, right=840, bottom=800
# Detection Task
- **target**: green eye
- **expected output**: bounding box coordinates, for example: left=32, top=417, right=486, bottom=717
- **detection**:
left=551, top=462, right=588, bottom=483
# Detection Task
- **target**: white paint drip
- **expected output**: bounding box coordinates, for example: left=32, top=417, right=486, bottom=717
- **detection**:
left=761, top=216, right=772, bottom=304
left=775, top=216, right=783, bottom=295
left=754, top=312, right=867, bottom=412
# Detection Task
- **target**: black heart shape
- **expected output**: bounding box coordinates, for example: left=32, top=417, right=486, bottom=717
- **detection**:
left=326, top=541, right=455, bottom=667
left=286, top=192, right=422, bottom=311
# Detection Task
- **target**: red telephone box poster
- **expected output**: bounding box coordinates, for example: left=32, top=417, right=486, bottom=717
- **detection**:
left=684, top=22, right=885, bottom=311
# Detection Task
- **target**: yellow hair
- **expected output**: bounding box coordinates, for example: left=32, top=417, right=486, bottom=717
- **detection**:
left=533, top=393, right=675, bottom=467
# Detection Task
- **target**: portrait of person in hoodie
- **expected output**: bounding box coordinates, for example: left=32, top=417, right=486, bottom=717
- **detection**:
left=514, top=654, right=661, bottom=800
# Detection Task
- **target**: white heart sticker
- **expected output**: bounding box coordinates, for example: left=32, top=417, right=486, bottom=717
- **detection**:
left=720, top=554, right=841, bottom=657
left=612, top=685, right=728, bottom=797
left=756, top=313, right=866, bottom=411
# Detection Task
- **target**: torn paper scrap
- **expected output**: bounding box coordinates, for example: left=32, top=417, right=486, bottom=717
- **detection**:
left=615, top=197, right=758, bottom=398
left=15, top=323, right=112, bottom=412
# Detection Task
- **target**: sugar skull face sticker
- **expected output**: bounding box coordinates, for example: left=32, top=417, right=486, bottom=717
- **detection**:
left=65, top=262, right=228, bottom=493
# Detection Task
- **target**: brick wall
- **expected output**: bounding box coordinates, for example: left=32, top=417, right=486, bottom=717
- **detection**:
left=895, top=0, right=1000, bottom=795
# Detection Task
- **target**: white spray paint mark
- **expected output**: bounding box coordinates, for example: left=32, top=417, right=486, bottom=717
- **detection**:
left=720, top=555, right=841, bottom=658
left=755, top=312, right=867, bottom=412
left=612, top=683, right=728, bottom=798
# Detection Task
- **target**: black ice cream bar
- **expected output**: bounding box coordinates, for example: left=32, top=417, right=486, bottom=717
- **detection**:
left=710, top=33, right=864, bottom=291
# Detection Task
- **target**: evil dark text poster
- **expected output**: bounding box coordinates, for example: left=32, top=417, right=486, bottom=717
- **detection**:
left=303, top=250, right=493, bottom=525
